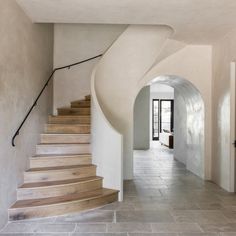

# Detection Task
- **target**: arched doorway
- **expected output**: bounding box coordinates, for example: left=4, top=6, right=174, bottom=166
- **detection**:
left=133, top=75, right=205, bottom=179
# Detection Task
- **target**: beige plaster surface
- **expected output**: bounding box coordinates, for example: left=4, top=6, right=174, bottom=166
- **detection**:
left=0, top=0, right=53, bottom=229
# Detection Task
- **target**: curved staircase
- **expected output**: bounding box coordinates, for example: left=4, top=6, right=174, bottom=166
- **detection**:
left=9, top=95, right=118, bottom=221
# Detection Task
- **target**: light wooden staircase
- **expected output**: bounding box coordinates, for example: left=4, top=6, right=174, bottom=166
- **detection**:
left=9, top=95, right=118, bottom=221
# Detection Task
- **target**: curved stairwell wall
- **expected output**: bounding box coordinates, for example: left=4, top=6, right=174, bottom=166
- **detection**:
left=94, top=25, right=174, bottom=179
left=93, top=25, right=212, bottom=181
left=91, top=68, right=123, bottom=201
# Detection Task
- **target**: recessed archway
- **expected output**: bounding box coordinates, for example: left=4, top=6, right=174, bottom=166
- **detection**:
left=133, top=75, right=205, bottom=179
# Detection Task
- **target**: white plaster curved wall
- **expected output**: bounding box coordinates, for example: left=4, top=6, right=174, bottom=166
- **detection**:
left=140, top=45, right=212, bottom=179
left=91, top=68, right=123, bottom=201
left=95, top=25, right=173, bottom=179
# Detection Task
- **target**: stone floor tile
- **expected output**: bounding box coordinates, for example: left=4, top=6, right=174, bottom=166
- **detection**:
left=221, top=211, right=236, bottom=223
left=151, top=223, right=203, bottom=233
left=171, top=211, right=229, bottom=224
left=0, top=223, right=37, bottom=233
left=34, top=234, right=69, bottom=236
left=56, top=210, right=115, bottom=223
left=116, top=211, right=174, bottom=223
left=0, top=234, right=35, bottom=236
left=107, top=223, right=152, bottom=232
left=99, top=202, right=135, bottom=211
left=33, top=223, right=76, bottom=233
left=75, top=223, right=107, bottom=232
left=179, top=234, right=219, bottom=236
left=199, top=223, right=236, bottom=232
left=195, top=203, right=223, bottom=210
left=220, top=233, right=236, bottom=236
left=129, top=234, right=178, bottom=236
left=71, top=233, right=127, bottom=236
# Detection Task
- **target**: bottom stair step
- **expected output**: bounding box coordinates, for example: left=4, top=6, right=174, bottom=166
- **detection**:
left=9, top=188, right=118, bottom=221
left=17, top=176, right=103, bottom=200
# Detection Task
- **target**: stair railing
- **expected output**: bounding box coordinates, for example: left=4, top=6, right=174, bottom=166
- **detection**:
left=11, top=54, right=102, bottom=147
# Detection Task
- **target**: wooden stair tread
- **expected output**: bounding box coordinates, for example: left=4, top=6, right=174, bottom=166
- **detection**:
left=11, top=188, right=118, bottom=209
left=27, top=164, right=95, bottom=172
left=58, top=107, right=90, bottom=110
left=49, top=115, right=91, bottom=118
left=20, top=176, right=102, bottom=189
left=31, top=154, right=91, bottom=159
left=47, top=124, right=90, bottom=127
left=41, top=133, right=91, bottom=136
left=37, top=143, right=91, bottom=146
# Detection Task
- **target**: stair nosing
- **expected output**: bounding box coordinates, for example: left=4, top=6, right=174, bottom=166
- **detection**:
left=41, top=133, right=91, bottom=136
left=49, top=115, right=91, bottom=117
left=30, top=154, right=92, bottom=159
left=36, top=143, right=91, bottom=146
left=46, top=124, right=91, bottom=126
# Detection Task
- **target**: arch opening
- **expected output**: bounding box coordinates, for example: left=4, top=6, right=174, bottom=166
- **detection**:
left=133, top=75, right=205, bottom=179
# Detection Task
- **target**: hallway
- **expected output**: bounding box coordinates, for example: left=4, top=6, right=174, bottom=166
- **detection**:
left=2, top=145, right=236, bottom=235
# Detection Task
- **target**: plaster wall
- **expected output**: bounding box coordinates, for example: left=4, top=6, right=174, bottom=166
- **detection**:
left=53, top=24, right=126, bottom=113
left=141, top=45, right=212, bottom=179
left=133, top=86, right=150, bottom=150
left=0, top=0, right=53, bottom=228
left=212, top=29, right=236, bottom=191
left=96, top=34, right=212, bottom=180
left=95, top=25, right=173, bottom=179
left=174, top=92, right=187, bottom=165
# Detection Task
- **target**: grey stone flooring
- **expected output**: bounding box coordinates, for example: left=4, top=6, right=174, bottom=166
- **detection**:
left=2, top=144, right=236, bottom=235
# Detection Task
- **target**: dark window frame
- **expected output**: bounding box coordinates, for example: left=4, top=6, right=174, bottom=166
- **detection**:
left=160, top=99, right=174, bottom=133
left=152, top=99, right=159, bottom=141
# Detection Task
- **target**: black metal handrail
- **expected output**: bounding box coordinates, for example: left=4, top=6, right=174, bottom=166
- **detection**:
left=12, top=54, right=102, bottom=147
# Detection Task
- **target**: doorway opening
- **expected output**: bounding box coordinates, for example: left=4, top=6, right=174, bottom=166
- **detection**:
left=133, top=75, right=205, bottom=179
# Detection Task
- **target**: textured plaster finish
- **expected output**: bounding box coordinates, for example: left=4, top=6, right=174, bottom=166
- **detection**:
left=53, top=24, right=126, bottom=113
left=152, top=76, right=205, bottom=178
left=16, top=0, right=236, bottom=44
left=0, top=0, right=53, bottom=229
left=212, top=29, right=236, bottom=191
left=91, top=68, right=123, bottom=200
left=174, top=92, right=187, bottom=165
left=95, top=25, right=173, bottom=179
left=141, top=45, right=212, bottom=179
left=133, top=86, right=150, bottom=150
left=95, top=27, right=212, bottom=180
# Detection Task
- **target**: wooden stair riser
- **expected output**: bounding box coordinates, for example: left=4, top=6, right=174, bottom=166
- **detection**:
left=40, top=134, right=91, bottom=144
left=30, top=155, right=92, bottom=168
left=24, top=166, right=96, bottom=183
left=71, top=100, right=90, bottom=108
left=58, top=108, right=90, bottom=116
left=85, top=95, right=91, bottom=100
left=48, top=116, right=90, bottom=124
left=17, top=178, right=103, bottom=200
left=9, top=191, right=118, bottom=221
left=45, top=124, right=90, bottom=134
left=36, top=144, right=91, bottom=155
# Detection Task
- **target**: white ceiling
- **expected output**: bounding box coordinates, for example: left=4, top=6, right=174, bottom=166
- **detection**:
left=16, top=0, right=236, bottom=44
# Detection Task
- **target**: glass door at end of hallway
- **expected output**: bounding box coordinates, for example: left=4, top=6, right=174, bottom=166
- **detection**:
left=152, top=99, right=159, bottom=140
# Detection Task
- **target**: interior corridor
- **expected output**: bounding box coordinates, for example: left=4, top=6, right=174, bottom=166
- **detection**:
left=1, top=145, right=236, bottom=235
